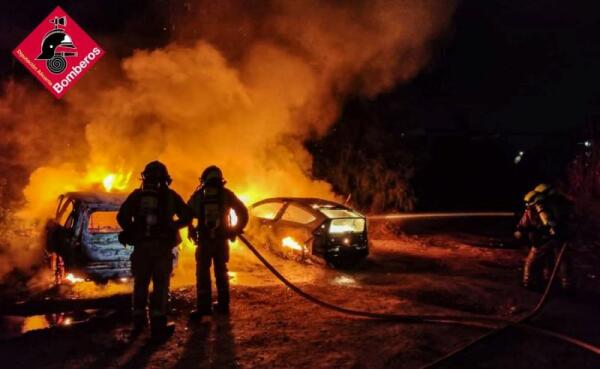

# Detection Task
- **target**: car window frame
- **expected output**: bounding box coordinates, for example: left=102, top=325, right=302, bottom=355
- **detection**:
left=86, top=209, right=122, bottom=234
left=280, top=203, right=317, bottom=225
left=250, top=201, right=286, bottom=221
left=56, top=197, right=75, bottom=229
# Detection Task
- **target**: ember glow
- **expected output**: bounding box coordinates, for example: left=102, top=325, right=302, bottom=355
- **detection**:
left=64, top=273, right=85, bottom=284
left=282, top=236, right=304, bottom=252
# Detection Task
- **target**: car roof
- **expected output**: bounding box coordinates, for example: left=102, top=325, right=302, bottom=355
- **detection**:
left=252, top=197, right=345, bottom=208
left=62, top=191, right=127, bottom=207
left=251, top=197, right=365, bottom=218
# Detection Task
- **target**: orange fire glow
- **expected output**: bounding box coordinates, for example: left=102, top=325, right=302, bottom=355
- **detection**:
left=64, top=273, right=85, bottom=284
left=282, top=236, right=304, bottom=252
left=101, top=172, right=132, bottom=192
left=0, top=0, right=457, bottom=283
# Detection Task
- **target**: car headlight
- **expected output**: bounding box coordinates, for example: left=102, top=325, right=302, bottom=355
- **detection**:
left=328, top=218, right=365, bottom=234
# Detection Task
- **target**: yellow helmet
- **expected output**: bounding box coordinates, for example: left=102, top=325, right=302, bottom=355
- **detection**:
left=523, top=190, right=538, bottom=205
left=534, top=183, right=555, bottom=196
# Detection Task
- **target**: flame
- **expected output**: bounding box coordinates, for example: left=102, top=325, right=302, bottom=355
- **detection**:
left=282, top=236, right=304, bottom=251
left=22, top=315, right=50, bottom=333
left=0, top=1, right=459, bottom=284
left=228, top=208, right=238, bottom=227
left=100, top=171, right=132, bottom=192
left=64, top=273, right=85, bottom=284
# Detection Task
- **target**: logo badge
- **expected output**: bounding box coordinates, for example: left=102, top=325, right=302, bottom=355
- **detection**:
left=13, top=6, right=104, bottom=99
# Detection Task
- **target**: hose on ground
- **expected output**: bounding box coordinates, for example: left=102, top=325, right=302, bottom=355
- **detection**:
left=419, top=242, right=599, bottom=369
left=238, top=235, right=600, bottom=358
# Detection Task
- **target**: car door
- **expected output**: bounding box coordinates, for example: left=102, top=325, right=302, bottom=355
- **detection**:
left=273, top=203, right=318, bottom=257
left=248, top=201, right=286, bottom=248
left=46, top=196, right=79, bottom=266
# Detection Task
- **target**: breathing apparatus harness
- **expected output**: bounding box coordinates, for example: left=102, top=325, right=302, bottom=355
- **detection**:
left=190, top=166, right=241, bottom=242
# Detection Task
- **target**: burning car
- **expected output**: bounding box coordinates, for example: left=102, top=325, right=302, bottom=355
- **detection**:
left=248, top=197, right=369, bottom=266
left=45, top=192, right=131, bottom=284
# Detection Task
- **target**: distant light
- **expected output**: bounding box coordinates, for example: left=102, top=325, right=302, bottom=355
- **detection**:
left=584, top=140, right=592, bottom=148
left=514, top=150, right=525, bottom=164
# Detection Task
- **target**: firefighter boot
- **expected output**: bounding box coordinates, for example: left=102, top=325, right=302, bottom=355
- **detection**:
left=189, top=305, right=212, bottom=319
left=523, top=247, right=543, bottom=291
left=130, top=313, right=148, bottom=339
left=212, top=302, right=230, bottom=314
left=151, top=316, right=175, bottom=340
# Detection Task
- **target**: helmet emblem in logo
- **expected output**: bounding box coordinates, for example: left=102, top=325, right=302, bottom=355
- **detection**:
left=36, top=16, right=78, bottom=74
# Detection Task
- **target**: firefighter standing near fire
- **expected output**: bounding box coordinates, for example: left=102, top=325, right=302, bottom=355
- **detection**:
left=117, top=161, right=192, bottom=339
left=514, top=184, right=573, bottom=292
left=188, top=166, right=248, bottom=317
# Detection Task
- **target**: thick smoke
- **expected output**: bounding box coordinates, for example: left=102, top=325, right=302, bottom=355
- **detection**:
left=0, top=0, right=456, bottom=280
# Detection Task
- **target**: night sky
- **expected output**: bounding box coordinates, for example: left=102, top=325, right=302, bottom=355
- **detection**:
left=416, top=0, right=600, bottom=135
left=2, top=0, right=598, bottom=134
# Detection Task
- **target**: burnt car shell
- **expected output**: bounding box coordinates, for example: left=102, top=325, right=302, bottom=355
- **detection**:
left=249, top=197, right=369, bottom=266
left=46, top=191, right=131, bottom=282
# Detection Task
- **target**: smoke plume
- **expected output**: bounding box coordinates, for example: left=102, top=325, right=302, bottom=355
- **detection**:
left=0, top=0, right=456, bottom=280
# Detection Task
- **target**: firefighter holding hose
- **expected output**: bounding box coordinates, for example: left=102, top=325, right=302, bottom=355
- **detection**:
left=117, top=161, right=192, bottom=339
left=188, top=165, right=248, bottom=317
left=514, top=184, right=573, bottom=292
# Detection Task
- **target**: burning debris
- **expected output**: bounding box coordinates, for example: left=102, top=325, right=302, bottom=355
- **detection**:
left=64, top=273, right=85, bottom=284
left=282, top=236, right=305, bottom=252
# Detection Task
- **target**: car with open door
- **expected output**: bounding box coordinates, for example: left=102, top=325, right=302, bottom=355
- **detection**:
left=45, top=192, right=132, bottom=284
left=248, top=197, right=369, bottom=267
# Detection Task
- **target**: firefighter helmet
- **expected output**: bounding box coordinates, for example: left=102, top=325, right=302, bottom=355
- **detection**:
left=141, top=161, right=172, bottom=185
left=534, top=183, right=555, bottom=196
left=523, top=190, right=539, bottom=205
left=200, top=165, right=225, bottom=185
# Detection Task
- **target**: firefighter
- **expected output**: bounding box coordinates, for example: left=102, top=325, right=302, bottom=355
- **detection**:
left=188, top=166, right=248, bottom=317
left=514, top=184, right=573, bottom=292
left=117, top=161, right=192, bottom=339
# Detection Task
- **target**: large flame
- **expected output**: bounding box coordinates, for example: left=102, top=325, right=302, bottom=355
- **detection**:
left=101, top=172, right=132, bottom=192
left=0, top=0, right=457, bottom=281
left=282, top=236, right=304, bottom=252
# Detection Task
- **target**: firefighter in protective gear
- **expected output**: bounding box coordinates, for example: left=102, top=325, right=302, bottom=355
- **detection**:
left=117, top=161, right=192, bottom=338
left=188, top=166, right=248, bottom=317
left=515, top=184, right=573, bottom=291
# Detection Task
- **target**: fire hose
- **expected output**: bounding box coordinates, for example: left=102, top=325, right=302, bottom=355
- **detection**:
left=418, top=242, right=600, bottom=368
left=238, top=235, right=600, bottom=359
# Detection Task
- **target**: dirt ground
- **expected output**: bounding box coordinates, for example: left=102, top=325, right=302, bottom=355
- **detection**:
left=0, top=220, right=599, bottom=369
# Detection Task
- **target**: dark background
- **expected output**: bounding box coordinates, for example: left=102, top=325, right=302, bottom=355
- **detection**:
left=1, top=0, right=598, bottom=211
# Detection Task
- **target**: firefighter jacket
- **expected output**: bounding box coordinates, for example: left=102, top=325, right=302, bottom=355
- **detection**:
left=517, top=194, right=572, bottom=245
left=117, top=187, right=192, bottom=249
left=187, top=185, right=249, bottom=240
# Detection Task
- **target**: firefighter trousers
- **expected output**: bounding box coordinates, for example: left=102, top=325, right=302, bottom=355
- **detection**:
left=523, top=239, right=571, bottom=290
left=130, top=241, right=174, bottom=327
left=196, top=238, right=230, bottom=310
